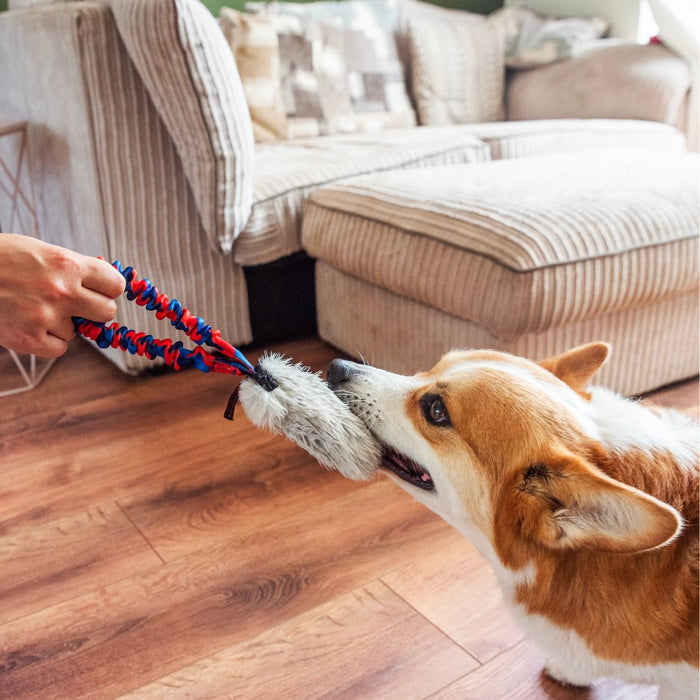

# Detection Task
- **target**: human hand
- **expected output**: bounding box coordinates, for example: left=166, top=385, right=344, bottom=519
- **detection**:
left=0, top=234, right=126, bottom=358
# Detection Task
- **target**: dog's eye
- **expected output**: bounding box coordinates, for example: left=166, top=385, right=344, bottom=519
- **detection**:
left=422, top=394, right=451, bottom=427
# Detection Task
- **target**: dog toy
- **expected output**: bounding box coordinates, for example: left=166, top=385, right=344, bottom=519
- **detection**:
left=238, top=353, right=379, bottom=480
left=74, top=262, right=380, bottom=479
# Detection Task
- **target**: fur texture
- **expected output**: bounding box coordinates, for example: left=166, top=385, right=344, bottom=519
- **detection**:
left=238, top=353, right=381, bottom=479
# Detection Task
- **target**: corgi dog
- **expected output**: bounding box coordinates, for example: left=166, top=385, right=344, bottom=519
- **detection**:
left=326, top=343, right=699, bottom=698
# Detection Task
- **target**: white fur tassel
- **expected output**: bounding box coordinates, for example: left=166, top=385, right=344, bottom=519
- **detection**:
left=238, top=354, right=381, bottom=480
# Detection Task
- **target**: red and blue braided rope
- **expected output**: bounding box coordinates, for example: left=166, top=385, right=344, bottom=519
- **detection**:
left=73, top=261, right=256, bottom=377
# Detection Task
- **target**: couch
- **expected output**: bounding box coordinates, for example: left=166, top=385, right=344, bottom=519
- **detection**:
left=0, top=0, right=693, bottom=375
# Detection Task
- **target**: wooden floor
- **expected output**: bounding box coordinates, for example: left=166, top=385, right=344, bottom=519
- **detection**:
left=0, top=337, right=697, bottom=699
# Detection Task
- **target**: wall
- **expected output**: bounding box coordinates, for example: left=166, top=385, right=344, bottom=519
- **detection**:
left=201, top=0, right=502, bottom=15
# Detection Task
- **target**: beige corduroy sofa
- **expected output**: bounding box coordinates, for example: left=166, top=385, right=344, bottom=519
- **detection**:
left=0, top=0, right=694, bottom=378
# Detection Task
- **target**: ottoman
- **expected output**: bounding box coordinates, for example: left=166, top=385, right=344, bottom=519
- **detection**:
left=302, top=149, right=699, bottom=396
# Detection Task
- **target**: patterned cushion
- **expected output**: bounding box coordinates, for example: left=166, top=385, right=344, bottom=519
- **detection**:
left=273, top=14, right=356, bottom=138
left=248, top=0, right=416, bottom=132
left=106, top=0, right=255, bottom=254
left=338, top=19, right=416, bottom=131
left=219, top=9, right=287, bottom=142
left=498, top=5, right=609, bottom=69
left=408, top=15, right=507, bottom=126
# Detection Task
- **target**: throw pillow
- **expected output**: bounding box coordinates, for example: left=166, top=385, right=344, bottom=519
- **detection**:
left=408, top=15, right=507, bottom=126
left=248, top=0, right=416, bottom=132
left=396, top=0, right=485, bottom=106
left=106, top=0, right=254, bottom=254
left=219, top=9, right=288, bottom=142
left=498, top=6, right=609, bottom=69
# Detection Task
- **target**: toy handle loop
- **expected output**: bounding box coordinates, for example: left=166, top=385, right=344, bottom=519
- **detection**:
left=73, top=261, right=256, bottom=377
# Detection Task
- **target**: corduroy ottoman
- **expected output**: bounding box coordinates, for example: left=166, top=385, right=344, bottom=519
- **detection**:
left=302, top=149, right=699, bottom=396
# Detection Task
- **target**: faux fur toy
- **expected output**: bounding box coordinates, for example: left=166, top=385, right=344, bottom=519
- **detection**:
left=238, top=354, right=380, bottom=480
left=75, top=262, right=381, bottom=478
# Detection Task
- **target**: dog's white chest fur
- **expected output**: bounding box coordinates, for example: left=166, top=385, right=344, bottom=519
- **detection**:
left=510, top=604, right=698, bottom=698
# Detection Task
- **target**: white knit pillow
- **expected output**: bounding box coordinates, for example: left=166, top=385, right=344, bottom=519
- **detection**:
left=107, top=0, right=255, bottom=254
left=408, top=15, right=507, bottom=126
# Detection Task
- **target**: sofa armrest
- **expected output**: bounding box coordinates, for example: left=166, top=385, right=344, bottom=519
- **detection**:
left=106, top=0, right=255, bottom=254
left=506, top=40, right=692, bottom=128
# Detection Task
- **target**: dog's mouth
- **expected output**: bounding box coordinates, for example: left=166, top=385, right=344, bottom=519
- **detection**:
left=382, top=447, right=435, bottom=491
left=326, top=374, right=435, bottom=492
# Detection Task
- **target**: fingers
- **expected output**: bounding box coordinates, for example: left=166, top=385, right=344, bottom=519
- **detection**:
left=71, top=256, right=124, bottom=323
left=1, top=328, right=70, bottom=359
left=22, top=313, right=75, bottom=357
left=41, top=333, right=71, bottom=358
left=50, top=314, right=78, bottom=343
left=70, top=287, right=119, bottom=324
left=80, top=257, right=126, bottom=299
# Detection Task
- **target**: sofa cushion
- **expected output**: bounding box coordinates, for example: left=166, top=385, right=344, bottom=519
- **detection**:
left=465, top=118, right=687, bottom=158
left=302, top=150, right=699, bottom=338
left=396, top=0, right=485, bottom=108
left=408, top=14, right=507, bottom=125
left=506, top=41, right=692, bottom=128
left=235, top=126, right=490, bottom=265
left=334, top=18, right=416, bottom=132
left=106, top=0, right=255, bottom=254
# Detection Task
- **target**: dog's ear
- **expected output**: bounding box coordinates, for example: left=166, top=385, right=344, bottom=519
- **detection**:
left=538, top=342, right=610, bottom=397
left=515, top=454, right=682, bottom=553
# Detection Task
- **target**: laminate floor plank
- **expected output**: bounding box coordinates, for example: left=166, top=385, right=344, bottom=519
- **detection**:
left=0, top=346, right=124, bottom=424
left=121, top=579, right=479, bottom=699
left=117, top=418, right=366, bottom=562
left=382, top=535, right=525, bottom=664
left=0, top=500, right=161, bottom=626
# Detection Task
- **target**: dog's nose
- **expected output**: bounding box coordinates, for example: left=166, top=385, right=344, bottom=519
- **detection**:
left=327, top=359, right=358, bottom=389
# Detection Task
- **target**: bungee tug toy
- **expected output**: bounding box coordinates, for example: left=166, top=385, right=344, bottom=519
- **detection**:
left=74, top=261, right=380, bottom=480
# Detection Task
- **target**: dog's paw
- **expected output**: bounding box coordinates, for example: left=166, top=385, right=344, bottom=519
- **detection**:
left=543, top=660, right=591, bottom=689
